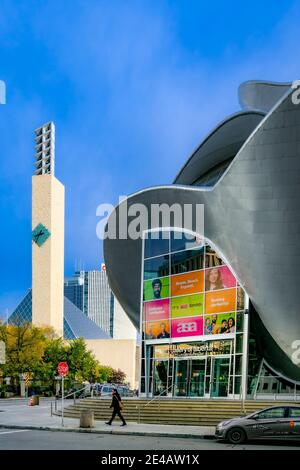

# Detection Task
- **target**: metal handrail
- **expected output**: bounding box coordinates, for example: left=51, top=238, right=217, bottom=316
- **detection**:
left=136, top=384, right=173, bottom=423
left=50, top=385, right=90, bottom=416
left=143, top=384, right=173, bottom=408
left=62, top=385, right=90, bottom=400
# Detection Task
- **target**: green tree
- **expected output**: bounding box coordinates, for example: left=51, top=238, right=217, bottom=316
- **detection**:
left=0, top=322, right=55, bottom=381
left=109, top=368, right=127, bottom=384
left=0, top=323, right=127, bottom=394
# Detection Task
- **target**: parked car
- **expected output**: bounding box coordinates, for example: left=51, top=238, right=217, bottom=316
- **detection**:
left=215, top=405, right=300, bottom=444
left=65, top=382, right=91, bottom=399
left=97, top=383, right=130, bottom=397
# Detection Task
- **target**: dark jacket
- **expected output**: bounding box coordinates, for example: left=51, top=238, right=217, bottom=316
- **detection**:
left=110, top=395, right=121, bottom=410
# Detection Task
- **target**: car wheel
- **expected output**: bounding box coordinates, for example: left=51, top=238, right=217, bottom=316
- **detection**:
left=227, top=427, right=247, bottom=444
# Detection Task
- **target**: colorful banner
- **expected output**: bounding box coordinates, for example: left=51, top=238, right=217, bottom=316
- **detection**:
left=205, top=288, right=236, bottom=314
left=171, top=294, right=204, bottom=318
left=171, top=270, right=204, bottom=297
left=144, top=276, right=169, bottom=301
left=171, top=317, right=203, bottom=338
left=144, top=298, right=170, bottom=322
left=144, top=320, right=170, bottom=340
left=204, top=313, right=236, bottom=335
left=205, top=266, right=237, bottom=291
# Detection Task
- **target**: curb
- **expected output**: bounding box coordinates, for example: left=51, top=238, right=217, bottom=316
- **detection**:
left=0, top=424, right=215, bottom=439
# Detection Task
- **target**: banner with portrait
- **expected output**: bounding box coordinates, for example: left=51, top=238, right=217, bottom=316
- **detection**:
left=144, top=276, right=170, bottom=301
left=144, top=320, right=171, bottom=340
left=204, top=312, right=236, bottom=335
left=205, top=266, right=236, bottom=291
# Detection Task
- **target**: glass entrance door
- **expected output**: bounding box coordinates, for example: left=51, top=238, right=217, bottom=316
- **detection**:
left=153, top=360, right=168, bottom=396
left=188, top=359, right=205, bottom=397
left=173, top=360, right=188, bottom=397
left=173, top=359, right=206, bottom=397
left=211, top=357, right=230, bottom=397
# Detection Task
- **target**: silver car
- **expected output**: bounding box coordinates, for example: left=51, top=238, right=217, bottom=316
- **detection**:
left=215, top=406, right=300, bottom=444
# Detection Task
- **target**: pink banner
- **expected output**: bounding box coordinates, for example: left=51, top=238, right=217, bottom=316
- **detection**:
left=205, top=265, right=236, bottom=291
left=144, top=298, right=170, bottom=322
left=171, top=316, right=203, bottom=338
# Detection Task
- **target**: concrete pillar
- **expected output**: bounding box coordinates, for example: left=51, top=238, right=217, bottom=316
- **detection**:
left=80, top=410, right=94, bottom=428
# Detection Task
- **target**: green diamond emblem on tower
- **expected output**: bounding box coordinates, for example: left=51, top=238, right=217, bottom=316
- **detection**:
left=32, top=223, right=51, bottom=247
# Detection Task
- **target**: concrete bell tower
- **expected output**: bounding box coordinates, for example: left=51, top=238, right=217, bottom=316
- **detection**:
left=31, top=122, right=64, bottom=336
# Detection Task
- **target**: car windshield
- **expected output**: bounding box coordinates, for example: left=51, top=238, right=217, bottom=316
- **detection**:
left=250, top=407, right=286, bottom=419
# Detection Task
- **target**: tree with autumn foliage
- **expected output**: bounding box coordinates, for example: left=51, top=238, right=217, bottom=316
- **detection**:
left=0, top=322, right=55, bottom=381
left=0, top=322, right=127, bottom=394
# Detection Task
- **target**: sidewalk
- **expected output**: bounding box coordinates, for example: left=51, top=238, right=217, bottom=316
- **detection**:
left=0, top=401, right=215, bottom=439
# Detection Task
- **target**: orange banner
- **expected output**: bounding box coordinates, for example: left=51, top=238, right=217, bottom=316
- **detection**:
left=171, top=270, right=204, bottom=297
left=205, top=288, right=236, bottom=314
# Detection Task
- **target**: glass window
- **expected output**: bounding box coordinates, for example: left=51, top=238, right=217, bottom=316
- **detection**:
left=235, top=334, right=243, bottom=353
left=205, top=246, right=223, bottom=268
left=153, top=360, right=168, bottom=396
left=193, top=158, right=233, bottom=187
left=171, top=248, right=204, bottom=274
left=140, top=377, right=145, bottom=393
left=235, top=354, right=242, bottom=375
left=144, top=231, right=169, bottom=258
left=230, top=358, right=234, bottom=376
left=289, top=407, right=300, bottom=418
left=170, top=230, right=204, bottom=253
left=229, top=376, right=234, bottom=394
left=237, top=287, right=245, bottom=310
left=234, top=376, right=241, bottom=395
left=236, top=313, right=244, bottom=332
left=256, top=407, right=286, bottom=419
left=144, top=255, right=169, bottom=280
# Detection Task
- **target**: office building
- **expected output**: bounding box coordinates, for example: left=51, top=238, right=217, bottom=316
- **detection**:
left=64, top=267, right=136, bottom=339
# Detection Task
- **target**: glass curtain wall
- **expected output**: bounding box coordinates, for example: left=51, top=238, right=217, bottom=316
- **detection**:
left=140, top=229, right=248, bottom=398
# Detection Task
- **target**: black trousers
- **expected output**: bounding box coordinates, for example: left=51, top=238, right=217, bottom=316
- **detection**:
left=108, top=408, right=126, bottom=424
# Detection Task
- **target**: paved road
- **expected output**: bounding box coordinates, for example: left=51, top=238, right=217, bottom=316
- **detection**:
left=0, top=428, right=299, bottom=450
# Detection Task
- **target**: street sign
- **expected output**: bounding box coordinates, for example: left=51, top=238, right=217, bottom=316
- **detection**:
left=0, top=341, right=5, bottom=364
left=25, top=372, right=32, bottom=385
left=57, top=362, right=68, bottom=428
left=58, top=362, right=68, bottom=377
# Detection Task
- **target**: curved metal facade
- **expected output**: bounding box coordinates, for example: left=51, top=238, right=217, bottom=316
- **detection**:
left=104, top=80, right=300, bottom=382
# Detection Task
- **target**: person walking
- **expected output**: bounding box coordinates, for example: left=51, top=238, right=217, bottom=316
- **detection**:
left=105, top=388, right=127, bottom=426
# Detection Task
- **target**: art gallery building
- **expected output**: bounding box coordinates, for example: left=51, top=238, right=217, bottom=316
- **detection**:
left=104, top=80, right=300, bottom=399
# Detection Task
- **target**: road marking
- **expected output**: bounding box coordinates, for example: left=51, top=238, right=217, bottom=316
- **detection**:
left=0, top=430, right=30, bottom=435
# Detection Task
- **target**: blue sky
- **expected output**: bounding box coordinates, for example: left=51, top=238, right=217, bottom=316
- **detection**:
left=0, top=0, right=300, bottom=317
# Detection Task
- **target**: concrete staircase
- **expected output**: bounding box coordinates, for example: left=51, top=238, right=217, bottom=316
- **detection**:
left=56, top=398, right=300, bottom=426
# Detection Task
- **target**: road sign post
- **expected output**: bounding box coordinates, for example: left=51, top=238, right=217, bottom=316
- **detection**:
left=57, top=362, right=69, bottom=427
left=0, top=341, right=5, bottom=365
left=62, top=375, right=64, bottom=426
